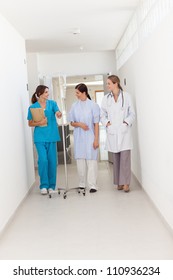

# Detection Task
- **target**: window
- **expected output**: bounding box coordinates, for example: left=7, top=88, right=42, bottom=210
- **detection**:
left=116, top=0, right=173, bottom=70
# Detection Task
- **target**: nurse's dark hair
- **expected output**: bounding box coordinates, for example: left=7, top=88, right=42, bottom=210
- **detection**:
left=108, top=75, right=123, bottom=91
left=31, top=85, right=49, bottom=104
left=75, top=83, right=91, bottom=100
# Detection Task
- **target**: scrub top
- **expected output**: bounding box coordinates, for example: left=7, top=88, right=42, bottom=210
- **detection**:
left=27, top=100, right=61, bottom=143
left=68, top=99, right=100, bottom=160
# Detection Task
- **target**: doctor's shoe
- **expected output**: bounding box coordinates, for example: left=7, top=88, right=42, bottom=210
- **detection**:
left=117, top=185, right=124, bottom=190
left=124, top=185, right=130, bottom=192
left=40, top=188, right=48, bottom=195
left=90, top=188, right=97, bottom=193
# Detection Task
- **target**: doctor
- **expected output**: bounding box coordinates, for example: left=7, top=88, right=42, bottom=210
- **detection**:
left=100, top=75, right=135, bottom=192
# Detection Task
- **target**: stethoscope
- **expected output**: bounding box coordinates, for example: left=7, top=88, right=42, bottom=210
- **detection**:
left=107, top=90, right=124, bottom=110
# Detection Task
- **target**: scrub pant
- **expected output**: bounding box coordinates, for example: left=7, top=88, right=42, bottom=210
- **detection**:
left=35, top=142, right=57, bottom=190
left=76, top=159, right=98, bottom=190
left=112, top=150, right=131, bottom=186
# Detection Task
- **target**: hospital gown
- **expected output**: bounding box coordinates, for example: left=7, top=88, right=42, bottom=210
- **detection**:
left=69, top=99, right=100, bottom=160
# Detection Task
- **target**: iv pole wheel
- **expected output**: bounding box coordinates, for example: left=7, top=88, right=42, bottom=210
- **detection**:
left=63, top=191, right=67, bottom=199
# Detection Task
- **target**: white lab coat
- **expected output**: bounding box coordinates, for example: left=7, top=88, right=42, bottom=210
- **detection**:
left=100, top=91, right=135, bottom=153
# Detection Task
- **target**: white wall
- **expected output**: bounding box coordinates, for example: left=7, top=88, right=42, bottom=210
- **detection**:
left=37, top=51, right=116, bottom=77
left=26, top=51, right=116, bottom=126
left=118, top=11, right=173, bottom=230
left=0, top=14, right=35, bottom=232
left=26, top=53, right=39, bottom=100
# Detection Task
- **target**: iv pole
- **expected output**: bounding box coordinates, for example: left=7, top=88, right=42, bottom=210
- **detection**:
left=60, top=94, right=68, bottom=198
left=59, top=77, right=85, bottom=199
left=49, top=76, right=67, bottom=198
left=49, top=75, right=86, bottom=199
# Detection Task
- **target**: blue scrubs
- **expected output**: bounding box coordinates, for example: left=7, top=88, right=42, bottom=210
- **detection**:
left=27, top=100, right=61, bottom=190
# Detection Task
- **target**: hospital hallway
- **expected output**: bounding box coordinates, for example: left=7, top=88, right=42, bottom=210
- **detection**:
left=0, top=160, right=173, bottom=260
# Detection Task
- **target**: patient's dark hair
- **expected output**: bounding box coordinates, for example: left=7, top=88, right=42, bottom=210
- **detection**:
left=75, top=83, right=91, bottom=100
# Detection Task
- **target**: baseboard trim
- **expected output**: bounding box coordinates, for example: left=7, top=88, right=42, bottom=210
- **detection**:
left=0, top=182, right=35, bottom=238
left=132, top=172, right=173, bottom=237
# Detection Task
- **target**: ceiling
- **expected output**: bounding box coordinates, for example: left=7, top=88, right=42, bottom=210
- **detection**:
left=0, top=0, right=140, bottom=53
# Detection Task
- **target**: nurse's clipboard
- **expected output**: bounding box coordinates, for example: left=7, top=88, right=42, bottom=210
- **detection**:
left=30, top=108, right=47, bottom=127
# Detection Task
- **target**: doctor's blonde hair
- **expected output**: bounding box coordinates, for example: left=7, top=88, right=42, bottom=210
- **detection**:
left=108, top=75, right=123, bottom=91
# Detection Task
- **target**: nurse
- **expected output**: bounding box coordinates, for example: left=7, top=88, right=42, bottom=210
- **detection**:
left=69, top=83, right=100, bottom=193
left=27, top=85, right=62, bottom=195
left=100, top=75, right=135, bottom=192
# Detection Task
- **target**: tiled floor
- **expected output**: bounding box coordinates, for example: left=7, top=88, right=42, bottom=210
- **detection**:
left=0, top=160, right=173, bottom=260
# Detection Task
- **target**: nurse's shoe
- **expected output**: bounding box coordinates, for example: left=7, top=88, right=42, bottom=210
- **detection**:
left=48, top=188, right=54, bottom=194
left=40, top=188, right=48, bottom=195
left=117, top=185, right=124, bottom=190
left=124, top=185, right=130, bottom=192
